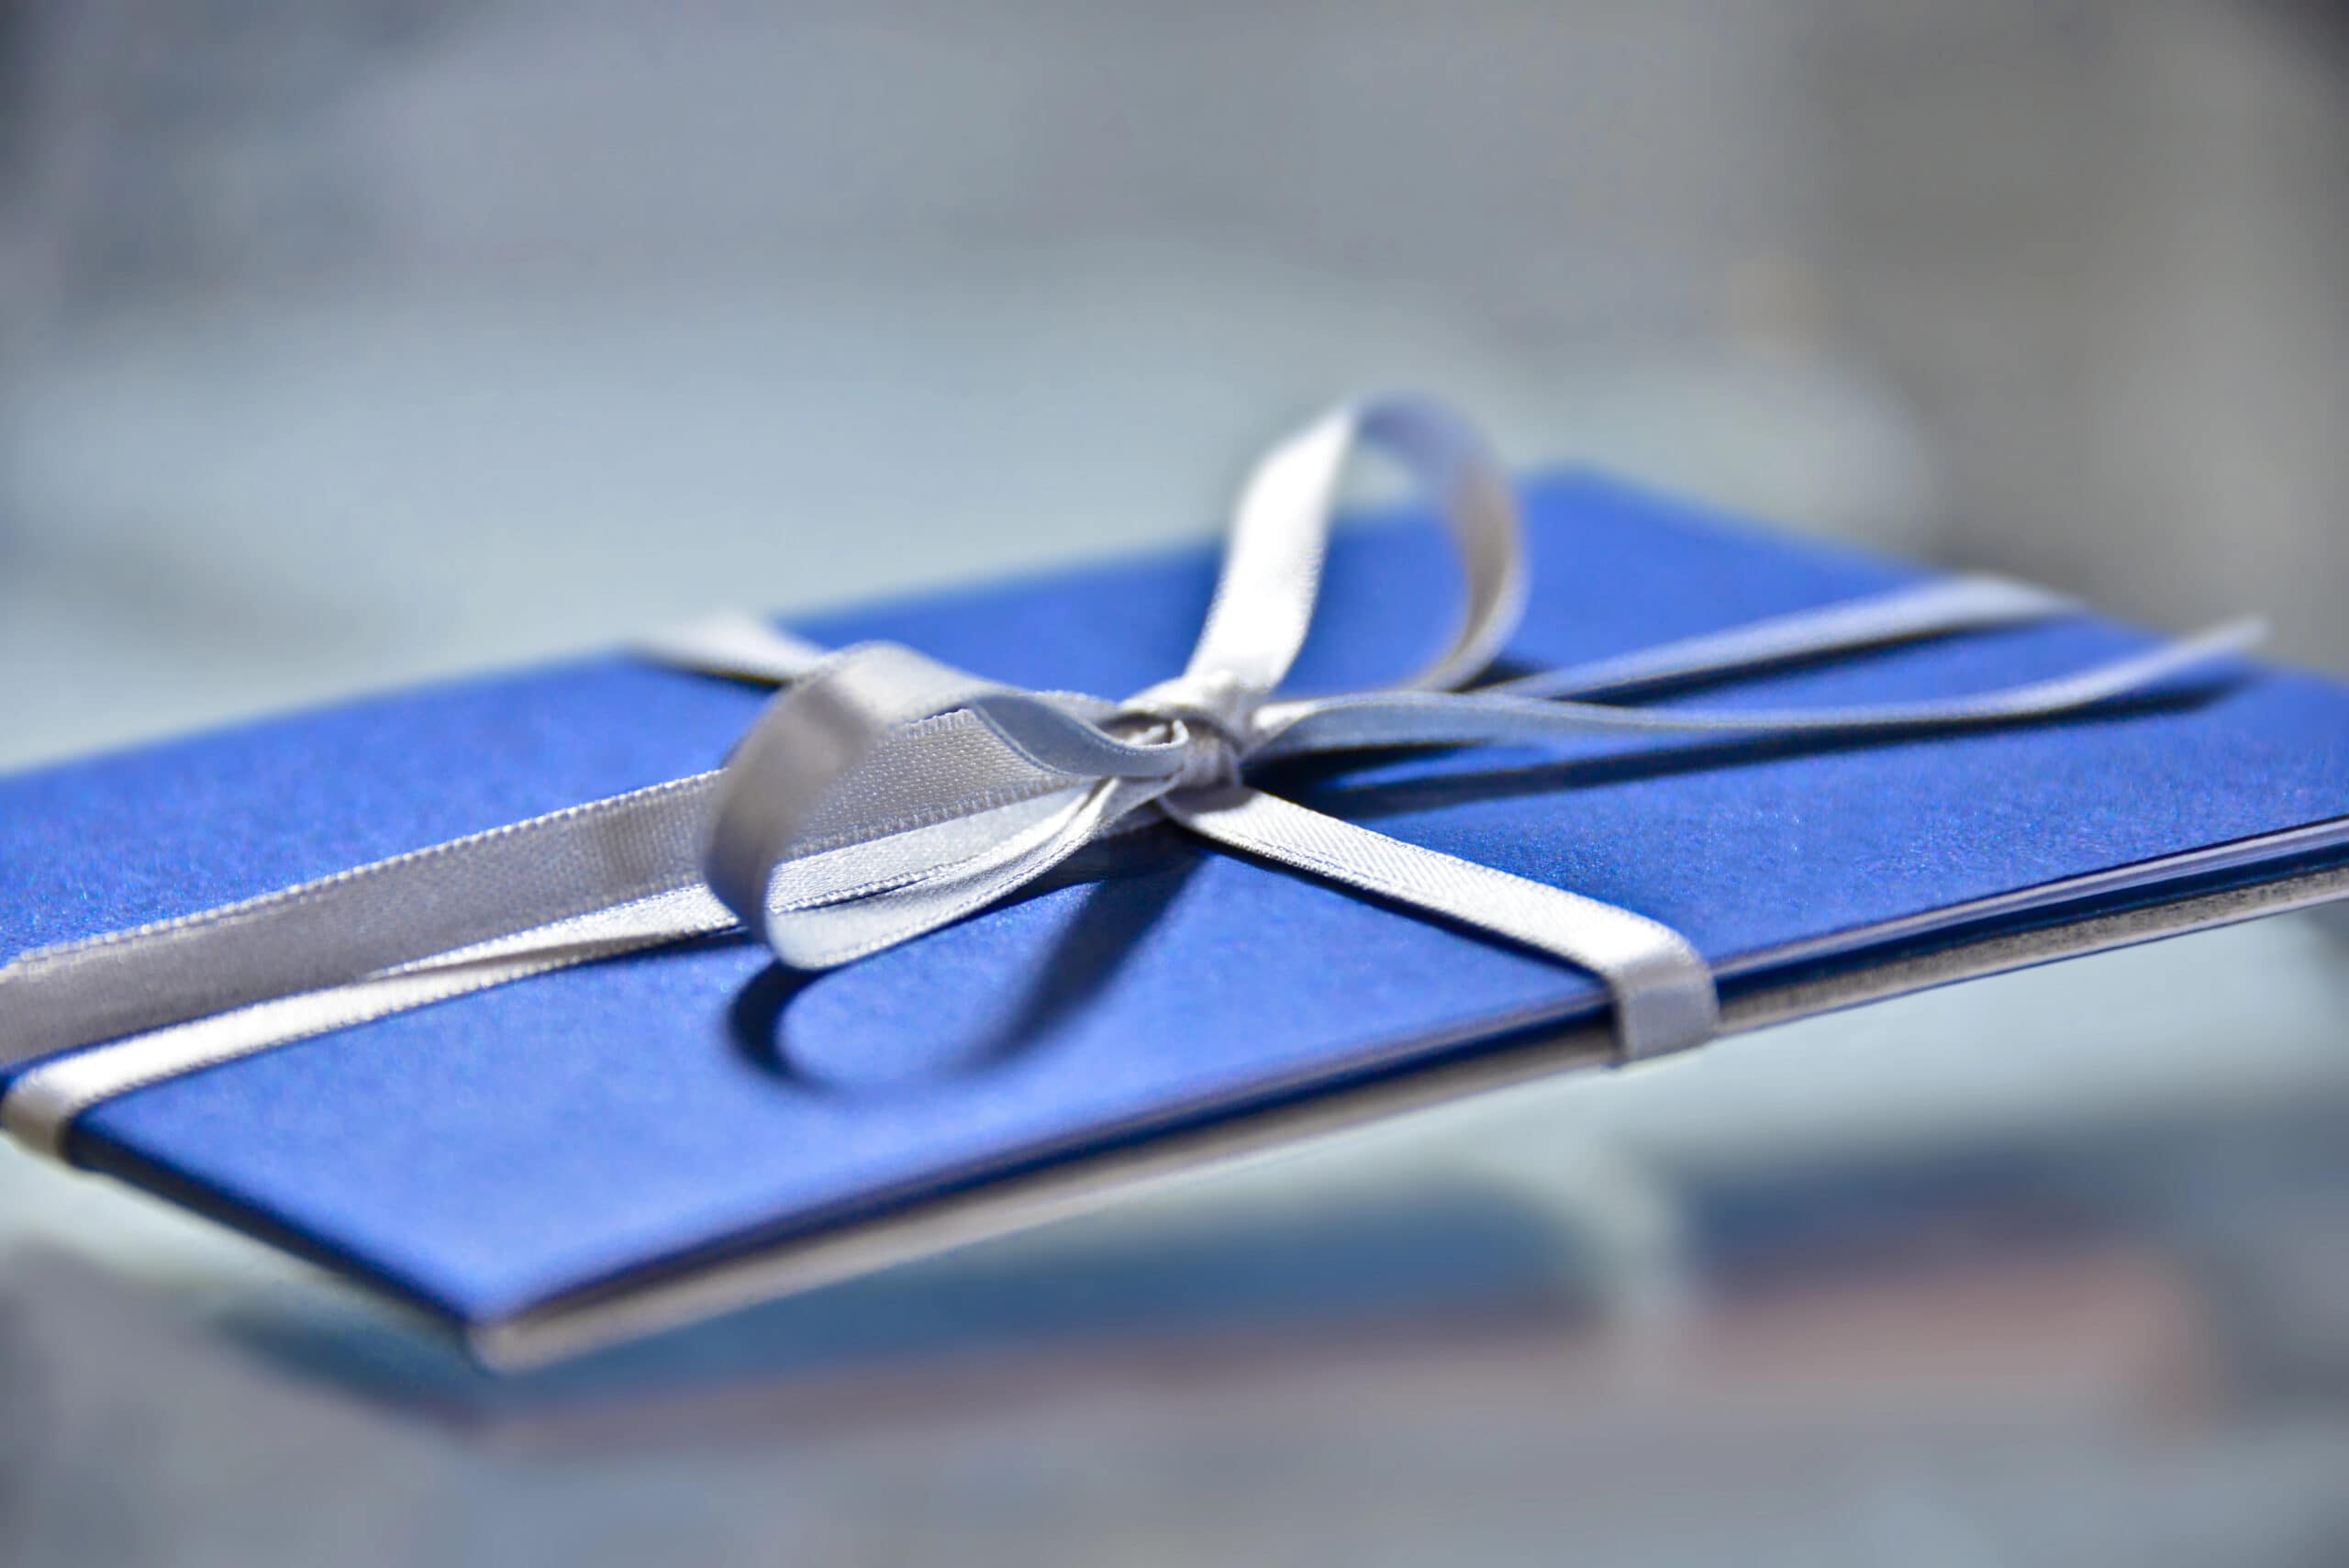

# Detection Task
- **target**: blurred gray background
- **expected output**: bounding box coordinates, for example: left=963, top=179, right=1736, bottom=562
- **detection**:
left=4, top=3, right=2349, bottom=1564
left=4, top=0, right=2345, bottom=767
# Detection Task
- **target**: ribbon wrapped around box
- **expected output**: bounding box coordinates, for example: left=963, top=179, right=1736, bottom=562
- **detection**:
left=5, top=395, right=2348, bottom=1366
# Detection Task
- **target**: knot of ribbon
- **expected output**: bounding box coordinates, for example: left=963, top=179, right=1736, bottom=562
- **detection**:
left=691, top=399, right=1598, bottom=995
left=1119, top=670, right=1256, bottom=792
left=0, top=395, right=2262, bottom=1159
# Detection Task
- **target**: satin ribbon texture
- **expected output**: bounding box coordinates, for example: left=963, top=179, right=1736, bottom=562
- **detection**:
left=0, top=395, right=2264, bottom=1158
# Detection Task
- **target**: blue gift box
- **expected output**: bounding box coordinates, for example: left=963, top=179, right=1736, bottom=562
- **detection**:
left=6, top=467, right=2349, bottom=1364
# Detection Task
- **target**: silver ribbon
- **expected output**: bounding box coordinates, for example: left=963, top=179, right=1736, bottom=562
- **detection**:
left=0, top=395, right=2262, bottom=1161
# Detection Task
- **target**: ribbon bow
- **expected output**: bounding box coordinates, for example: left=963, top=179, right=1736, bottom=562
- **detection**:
left=0, top=396, right=2257, bottom=1156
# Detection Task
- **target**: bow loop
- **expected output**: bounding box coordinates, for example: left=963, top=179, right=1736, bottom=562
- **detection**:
left=1178, top=395, right=1531, bottom=706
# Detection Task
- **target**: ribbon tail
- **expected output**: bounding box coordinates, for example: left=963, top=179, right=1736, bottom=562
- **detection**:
left=1251, top=617, right=2266, bottom=760
left=1486, top=574, right=2078, bottom=700
left=1161, top=786, right=1718, bottom=1062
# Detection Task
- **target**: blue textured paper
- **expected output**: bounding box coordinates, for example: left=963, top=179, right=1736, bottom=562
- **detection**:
left=7, top=473, right=2349, bottom=1326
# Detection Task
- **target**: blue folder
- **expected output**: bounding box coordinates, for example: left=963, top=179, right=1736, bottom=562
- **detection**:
left=7, top=471, right=2349, bottom=1363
